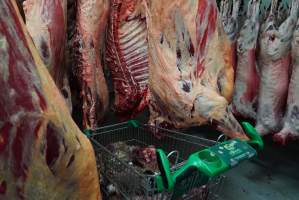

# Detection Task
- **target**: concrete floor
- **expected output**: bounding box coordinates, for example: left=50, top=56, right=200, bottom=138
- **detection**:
left=100, top=105, right=299, bottom=200
left=220, top=138, right=299, bottom=200
left=173, top=125, right=299, bottom=200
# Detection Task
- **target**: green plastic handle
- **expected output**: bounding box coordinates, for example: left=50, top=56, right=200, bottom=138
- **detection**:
left=83, top=129, right=92, bottom=137
left=156, top=148, right=229, bottom=191
left=155, top=122, right=263, bottom=192
left=242, top=122, right=264, bottom=150
left=172, top=149, right=228, bottom=179
left=127, top=119, right=140, bottom=128
left=156, top=149, right=173, bottom=191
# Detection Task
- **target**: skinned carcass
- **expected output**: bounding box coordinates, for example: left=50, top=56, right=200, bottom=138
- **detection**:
left=145, top=0, right=248, bottom=140
left=105, top=0, right=149, bottom=120
left=0, top=0, right=101, bottom=199
left=71, top=0, right=109, bottom=129
left=220, top=0, right=241, bottom=73
left=273, top=17, right=299, bottom=145
left=256, top=0, right=298, bottom=136
left=23, top=0, right=72, bottom=112
left=232, top=0, right=260, bottom=120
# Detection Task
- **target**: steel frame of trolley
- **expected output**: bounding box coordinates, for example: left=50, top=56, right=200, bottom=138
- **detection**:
left=84, top=120, right=263, bottom=200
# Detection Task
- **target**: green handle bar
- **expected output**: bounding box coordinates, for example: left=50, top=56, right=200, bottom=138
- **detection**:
left=155, top=122, right=264, bottom=192
left=83, top=129, right=92, bottom=137
left=126, top=120, right=264, bottom=150
left=127, top=119, right=140, bottom=128
left=241, top=121, right=264, bottom=150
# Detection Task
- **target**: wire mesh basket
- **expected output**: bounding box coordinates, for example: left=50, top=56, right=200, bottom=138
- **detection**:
left=89, top=121, right=225, bottom=200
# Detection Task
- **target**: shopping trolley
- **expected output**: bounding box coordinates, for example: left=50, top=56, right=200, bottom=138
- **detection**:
left=85, top=120, right=263, bottom=200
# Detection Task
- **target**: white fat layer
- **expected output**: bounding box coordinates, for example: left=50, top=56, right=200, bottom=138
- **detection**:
left=256, top=60, right=289, bottom=131
left=285, top=64, right=299, bottom=133
left=144, top=0, right=245, bottom=137
left=237, top=0, right=260, bottom=52
left=259, top=0, right=298, bottom=61
left=256, top=1, right=299, bottom=134
left=24, top=0, right=52, bottom=69
left=10, top=111, right=24, bottom=124
left=279, top=20, right=299, bottom=136
left=80, top=0, right=101, bottom=24
left=0, top=1, right=45, bottom=118
left=233, top=0, right=260, bottom=119
left=0, top=34, right=9, bottom=82
left=232, top=76, right=257, bottom=119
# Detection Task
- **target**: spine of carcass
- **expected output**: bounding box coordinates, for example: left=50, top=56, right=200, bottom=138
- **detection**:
left=71, top=0, right=109, bottom=129
left=105, top=0, right=149, bottom=120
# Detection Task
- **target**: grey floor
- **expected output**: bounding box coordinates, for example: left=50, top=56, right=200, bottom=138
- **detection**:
left=221, top=138, right=299, bottom=200
left=101, top=108, right=299, bottom=200
left=174, top=127, right=299, bottom=200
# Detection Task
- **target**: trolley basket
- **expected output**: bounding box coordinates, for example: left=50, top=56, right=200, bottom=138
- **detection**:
left=86, top=120, right=263, bottom=200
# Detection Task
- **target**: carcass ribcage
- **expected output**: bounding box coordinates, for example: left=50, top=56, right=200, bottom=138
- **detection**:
left=106, top=0, right=149, bottom=119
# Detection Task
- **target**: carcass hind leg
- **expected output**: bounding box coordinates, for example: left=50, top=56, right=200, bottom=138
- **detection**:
left=273, top=128, right=290, bottom=145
